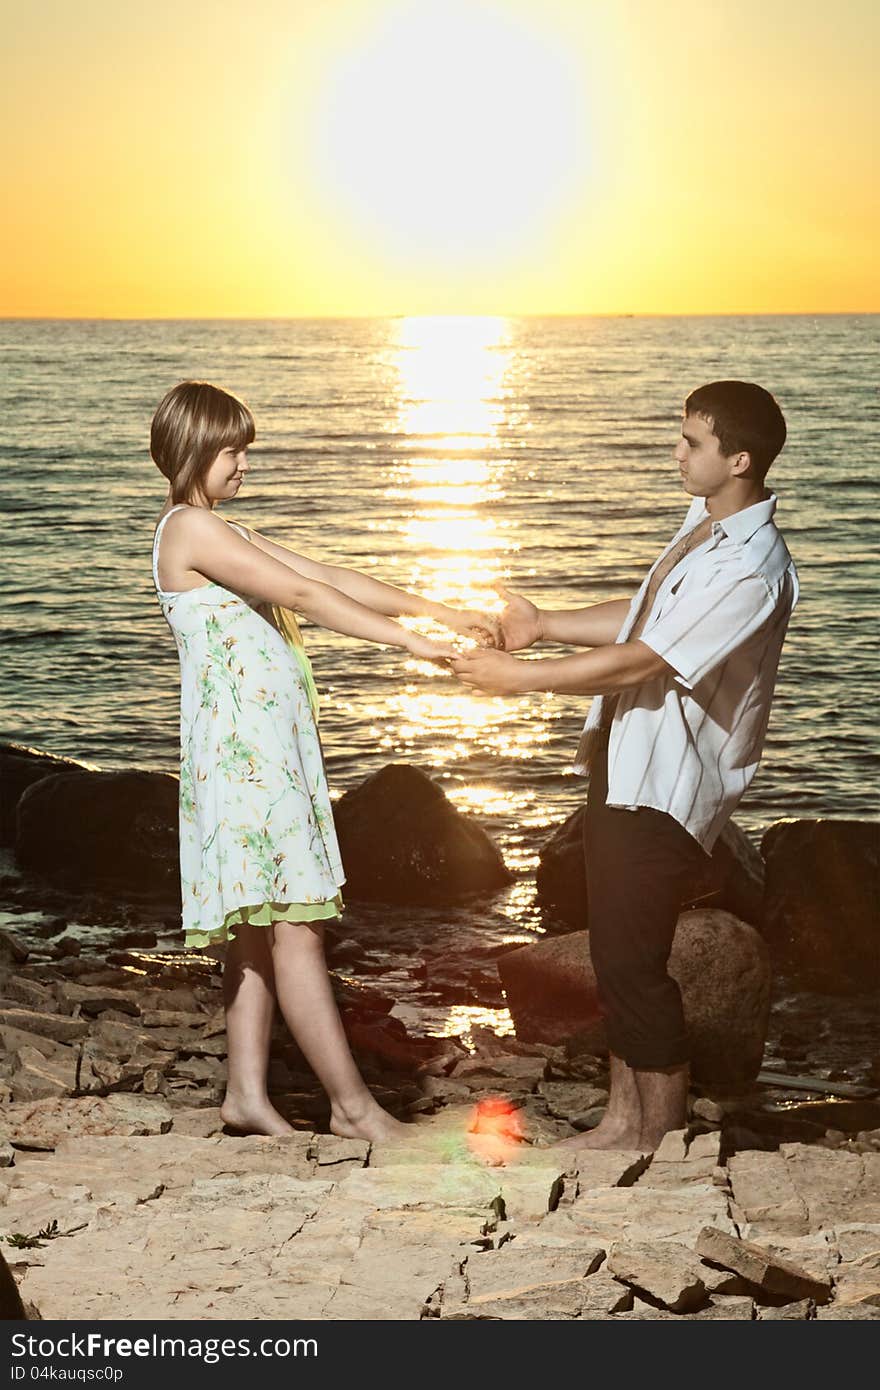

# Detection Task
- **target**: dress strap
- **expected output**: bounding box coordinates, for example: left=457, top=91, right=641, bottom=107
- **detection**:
left=152, top=504, right=189, bottom=594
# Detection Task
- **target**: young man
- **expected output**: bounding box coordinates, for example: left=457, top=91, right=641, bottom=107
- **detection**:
left=451, top=381, right=799, bottom=1152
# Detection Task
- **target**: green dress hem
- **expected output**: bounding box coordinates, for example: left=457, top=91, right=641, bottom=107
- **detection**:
left=184, top=892, right=344, bottom=950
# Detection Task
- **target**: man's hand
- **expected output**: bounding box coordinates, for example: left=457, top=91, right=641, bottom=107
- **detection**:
left=494, top=584, right=543, bottom=652
left=450, top=648, right=529, bottom=695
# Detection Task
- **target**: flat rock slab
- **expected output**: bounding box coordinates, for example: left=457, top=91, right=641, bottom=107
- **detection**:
left=833, top=1223, right=880, bottom=1265
left=0, top=1009, right=89, bottom=1044
left=815, top=1302, right=880, bottom=1320
left=441, top=1249, right=624, bottom=1320
left=54, top=1132, right=319, bottom=1184
left=452, top=1055, right=547, bottom=1087
left=757, top=1299, right=812, bottom=1320
left=696, top=1225, right=833, bottom=1303
left=15, top=1189, right=334, bottom=1320
left=745, top=1231, right=839, bottom=1281
left=3, top=1096, right=173, bottom=1148
left=57, top=983, right=139, bottom=1017
left=607, top=1240, right=707, bottom=1313
left=339, top=1165, right=504, bottom=1212
left=616, top=1295, right=755, bottom=1321
left=569, top=1150, right=652, bottom=1189
left=729, top=1145, right=880, bottom=1237
left=536, top=1082, right=610, bottom=1120
left=558, top=1184, right=735, bottom=1245
left=831, top=1269, right=880, bottom=1307
left=337, top=1163, right=565, bottom=1221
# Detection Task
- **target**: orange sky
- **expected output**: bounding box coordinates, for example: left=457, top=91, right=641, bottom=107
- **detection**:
left=3, top=0, right=878, bottom=316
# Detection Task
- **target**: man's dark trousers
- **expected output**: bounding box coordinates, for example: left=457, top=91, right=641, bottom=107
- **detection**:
left=584, top=735, right=709, bottom=1069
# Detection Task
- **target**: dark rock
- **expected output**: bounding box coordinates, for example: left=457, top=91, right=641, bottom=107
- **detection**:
left=15, top=767, right=180, bottom=908
left=345, top=1015, right=436, bottom=1071
left=0, top=929, right=29, bottom=965
left=330, top=972, right=395, bottom=1019
left=423, top=961, right=506, bottom=1006
left=326, top=937, right=368, bottom=966
left=537, top=808, right=765, bottom=930
left=759, top=1098, right=880, bottom=1135
left=115, top=929, right=159, bottom=949
left=0, top=741, right=98, bottom=847
left=0, top=1247, right=26, bottom=1319
left=498, top=909, right=771, bottom=1085
left=333, top=764, right=511, bottom=905
left=761, top=819, right=880, bottom=993
left=106, top=951, right=165, bottom=974
left=33, top=917, right=69, bottom=939
left=51, top=937, right=82, bottom=958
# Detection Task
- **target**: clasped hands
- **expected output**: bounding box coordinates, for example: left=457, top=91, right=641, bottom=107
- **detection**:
left=442, top=586, right=543, bottom=696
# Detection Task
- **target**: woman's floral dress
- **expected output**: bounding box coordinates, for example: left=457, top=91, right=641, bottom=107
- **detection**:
left=152, top=504, right=344, bottom=948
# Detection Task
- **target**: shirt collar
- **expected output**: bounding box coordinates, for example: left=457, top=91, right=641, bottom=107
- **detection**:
left=697, top=492, right=778, bottom=544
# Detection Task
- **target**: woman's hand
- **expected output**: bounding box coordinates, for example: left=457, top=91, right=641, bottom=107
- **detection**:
left=450, top=649, right=529, bottom=695
left=493, top=584, right=543, bottom=652
left=405, top=630, right=457, bottom=663
left=440, top=607, right=504, bottom=649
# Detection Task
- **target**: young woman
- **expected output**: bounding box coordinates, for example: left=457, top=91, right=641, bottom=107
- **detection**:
left=150, top=380, right=494, bottom=1141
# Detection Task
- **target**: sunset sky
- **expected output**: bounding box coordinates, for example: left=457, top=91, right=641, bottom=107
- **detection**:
left=3, top=0, right=878, bottom=317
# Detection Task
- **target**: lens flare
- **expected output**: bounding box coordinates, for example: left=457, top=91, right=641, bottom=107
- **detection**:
left=466, top=1095, right=525, bottom=1166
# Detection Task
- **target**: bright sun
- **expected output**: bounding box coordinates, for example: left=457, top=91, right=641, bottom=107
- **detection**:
left=305, top=0, right=589, bottom=271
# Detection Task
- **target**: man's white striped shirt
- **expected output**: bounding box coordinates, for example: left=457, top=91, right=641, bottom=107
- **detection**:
left=573, top=492, right=799, bottom=852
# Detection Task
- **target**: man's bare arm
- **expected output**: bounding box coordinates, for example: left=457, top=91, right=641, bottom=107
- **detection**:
left=495, top=587, right=631, bottom=651
left=451, top=640, right=671, bottom=697
left=540, top=599, right=632, bottom=648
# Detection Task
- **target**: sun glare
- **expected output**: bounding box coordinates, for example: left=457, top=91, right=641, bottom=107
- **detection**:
left=306, top=0, right=587, bottom=271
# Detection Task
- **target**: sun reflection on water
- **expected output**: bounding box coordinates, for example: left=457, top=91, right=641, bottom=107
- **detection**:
left=380, top=316, right=550, bottom=842
left=375, top=687, right=556, bottom=769
left=394, top=316, right=511, bottom=445
left=440, top=1005, right=515, bottom=1046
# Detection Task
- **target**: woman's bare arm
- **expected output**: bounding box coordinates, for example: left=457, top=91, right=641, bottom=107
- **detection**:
left=238, top=525, right=497, bottom=639
left=169, top=509, right=450, bottom=658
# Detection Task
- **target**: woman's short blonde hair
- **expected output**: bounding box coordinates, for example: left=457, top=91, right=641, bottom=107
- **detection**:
left=150, top=381, right=255, bottom=504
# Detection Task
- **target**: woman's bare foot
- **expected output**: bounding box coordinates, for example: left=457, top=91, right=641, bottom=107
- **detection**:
left=329, top=1098, right=409, bottom=1143
left=220, top=1094, right=295, bottom=1137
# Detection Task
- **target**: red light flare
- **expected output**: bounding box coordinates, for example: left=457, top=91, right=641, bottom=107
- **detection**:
left=466, top=1095, right=525, bottom=1166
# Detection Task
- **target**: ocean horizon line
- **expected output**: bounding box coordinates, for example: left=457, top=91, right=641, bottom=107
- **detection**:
left=1, top=310, right=877, bottom=324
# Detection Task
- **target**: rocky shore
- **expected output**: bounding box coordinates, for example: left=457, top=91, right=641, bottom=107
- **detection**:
left=1, top=741, right=878, bottom=1319
left=1, top=917, right=879, bottom=1321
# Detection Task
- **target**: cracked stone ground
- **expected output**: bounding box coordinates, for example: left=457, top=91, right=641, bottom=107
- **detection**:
left=3, top=1113, right=879, bottom=1320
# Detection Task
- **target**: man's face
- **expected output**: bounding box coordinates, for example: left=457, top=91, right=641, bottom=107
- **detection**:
left=674, top=413, right=735, bottom=498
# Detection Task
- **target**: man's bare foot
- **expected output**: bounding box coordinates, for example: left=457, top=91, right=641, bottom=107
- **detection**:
left=552, top=1123, right=643, bottom=1152
left=219, top=1096, right=295, bottom=1137
left=330, top=1101, right=408, bottom=1143
left=638, top=1128, right=675, bottom=1152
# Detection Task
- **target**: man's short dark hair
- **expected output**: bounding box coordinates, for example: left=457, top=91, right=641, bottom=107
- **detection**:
left=685, top=380, right=786, bottom=481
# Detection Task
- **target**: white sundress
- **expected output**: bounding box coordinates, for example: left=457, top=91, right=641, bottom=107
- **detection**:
left=151, top=504, right=345, bottom=948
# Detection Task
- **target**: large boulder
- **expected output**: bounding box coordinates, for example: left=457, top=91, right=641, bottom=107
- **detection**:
left=333, top=764, right=511, bottom=904
left=761, top=819, right=879, bottom=994
left=15, top=768, right=180, bottom=908
left=497, top=909, right=771, bottom=1084
left=536, top=806, right=765, bottom=930
left=0, top=741, right=99, bottom=847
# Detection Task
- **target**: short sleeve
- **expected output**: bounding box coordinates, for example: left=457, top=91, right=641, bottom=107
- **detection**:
left=638, top=566, right=779, bottom=690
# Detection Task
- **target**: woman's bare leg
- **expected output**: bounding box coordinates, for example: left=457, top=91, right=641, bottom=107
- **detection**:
left=219, top=923, right=294, bottom=1136
left=269, top=919, right=407, bottom=1142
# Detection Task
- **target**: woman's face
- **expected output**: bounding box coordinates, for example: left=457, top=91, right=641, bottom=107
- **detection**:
left=199, top=445, right=250, bottom=506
